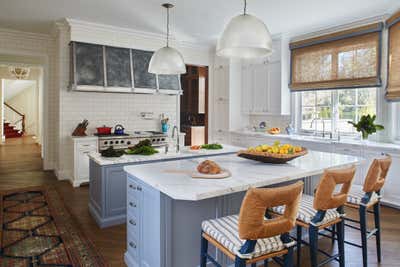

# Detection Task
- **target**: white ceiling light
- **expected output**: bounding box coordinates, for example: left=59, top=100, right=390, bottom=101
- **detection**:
left=217, top=0, right=273, bottom=59
left=9, top=66, right=30, bottom=80
left=148, top=3, right=186, bottom=75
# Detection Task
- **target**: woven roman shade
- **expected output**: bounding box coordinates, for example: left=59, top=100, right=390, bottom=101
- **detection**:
left=289, top=23, right=383, bottom=91
left=386, top=11, right=400, bottom=101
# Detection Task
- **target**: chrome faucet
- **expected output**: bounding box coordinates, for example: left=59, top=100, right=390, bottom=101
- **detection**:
left=172, top=125, right=180, bottom=153
left=310, top=117, right=326, bottom=138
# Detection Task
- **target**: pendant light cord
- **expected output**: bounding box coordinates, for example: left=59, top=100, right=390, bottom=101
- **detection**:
left=243, top=0, right=247, bottom=15
left=166, top=6, right=170, bottom=47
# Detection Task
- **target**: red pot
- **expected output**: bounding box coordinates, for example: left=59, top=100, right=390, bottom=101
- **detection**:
left=96, top=125, right=112, bottom=135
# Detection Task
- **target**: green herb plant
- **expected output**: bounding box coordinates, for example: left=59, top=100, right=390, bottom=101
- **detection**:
left=348, top=114, right=384, bottom=140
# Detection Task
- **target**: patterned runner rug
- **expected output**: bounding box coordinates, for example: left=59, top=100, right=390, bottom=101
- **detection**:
left=0, top=186, right=108, bottom=267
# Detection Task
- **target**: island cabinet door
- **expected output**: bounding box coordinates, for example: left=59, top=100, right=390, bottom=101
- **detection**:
left=126, top=175, right=162, bottom=267
left=104, top=166, right=127, bottom=217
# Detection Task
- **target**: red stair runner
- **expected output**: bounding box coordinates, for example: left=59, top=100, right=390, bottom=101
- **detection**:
left=3, top=122, right=23, bottom=138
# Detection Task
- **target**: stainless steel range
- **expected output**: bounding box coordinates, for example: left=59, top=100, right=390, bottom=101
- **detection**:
left=96, top=131, right=169, bottom=151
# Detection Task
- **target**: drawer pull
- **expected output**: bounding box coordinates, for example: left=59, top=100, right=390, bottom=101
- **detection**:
left=129, top=184, right=136, bottom=190
left=129, top=202, right=137, bottom=208
left=129, top=242, right=137, bottom=249
left=129, top=219, right=136, bottom=226
left=136, top=186, right=142, bottom=191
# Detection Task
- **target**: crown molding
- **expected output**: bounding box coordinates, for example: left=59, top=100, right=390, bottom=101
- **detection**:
left=290, top=14, right=388, bottom=43
left=0, top=27, right=53, bottom=41
left=65, top=18, right=212, bottom=52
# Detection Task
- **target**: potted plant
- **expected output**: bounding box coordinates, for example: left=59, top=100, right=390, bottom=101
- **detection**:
left=348, top=114, right=384, bottom=140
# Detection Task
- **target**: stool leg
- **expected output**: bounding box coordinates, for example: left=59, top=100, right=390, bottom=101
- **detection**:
left=309, top=225, right=319, bottom=267
left=200, top=234, right=208, bottom=267
left=331, top=224, right=336, bottom=245
left=283, top=246, right=294, bottom=267
left=359, top=205, right=368, bottom=267
left=296, top=225, right=302, bottom=267
left=234, top=256, right=246, bottom=267
left=373, top=202, right=382, bottom=262
left=336, top=220, right=345, bottom=267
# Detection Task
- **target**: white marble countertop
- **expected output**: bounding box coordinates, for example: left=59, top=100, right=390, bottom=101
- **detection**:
left=88, top=144, right=242, bottom=166
left=231, top=130, right=400, bottom=152
left=123, top=151, right=362, bottom=201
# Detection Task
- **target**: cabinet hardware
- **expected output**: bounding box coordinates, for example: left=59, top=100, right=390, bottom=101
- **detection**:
left=129, top=202, right=137, bottom=207
left=129, top=184, right=136, bottom=190
left=136, top=186, right=142, bottom=191
left=129, top=219, right=136, bottom=226
left=129, top=242, right=137, bottom=248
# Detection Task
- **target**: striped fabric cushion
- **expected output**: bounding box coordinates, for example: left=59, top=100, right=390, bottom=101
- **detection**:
left=347, top=185, right=380, bottom=206
left=271, top=194, right=341, bottom=226
left=201, top=215, right=287, bottom=259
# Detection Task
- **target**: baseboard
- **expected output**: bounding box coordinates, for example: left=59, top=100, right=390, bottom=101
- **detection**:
left=43, top=160, right=55, bottom=171
left=55, top=169, right=72, bottom=182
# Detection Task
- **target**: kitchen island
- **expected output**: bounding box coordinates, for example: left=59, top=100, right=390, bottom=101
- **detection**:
left=88, top=145, right=241, bottom=228
left=123, top=151, right=361, bottom=267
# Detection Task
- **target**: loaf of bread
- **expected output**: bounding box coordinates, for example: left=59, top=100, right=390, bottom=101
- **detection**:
left=197, top=160, right=222, bottom=174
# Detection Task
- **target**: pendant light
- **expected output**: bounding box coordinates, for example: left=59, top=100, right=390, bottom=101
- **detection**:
left=217, top=0, right=272, bottom=59
left=148, top=3, right=186, bottom=75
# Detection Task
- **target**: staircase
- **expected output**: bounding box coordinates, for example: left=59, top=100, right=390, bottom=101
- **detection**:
left=3, top=121, right=23, bottom=138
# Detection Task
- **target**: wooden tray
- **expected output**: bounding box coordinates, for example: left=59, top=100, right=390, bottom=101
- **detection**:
left=164, top=169, right=231, bottom=179
left=237, top=148, right=308, bottom=164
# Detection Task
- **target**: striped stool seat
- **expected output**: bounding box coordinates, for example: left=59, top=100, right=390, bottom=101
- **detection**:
left=347, top=184, right=380, bottom=206
left=271, top=194, right=342, bottom=226
left=201, top=215, right=290, bottom=259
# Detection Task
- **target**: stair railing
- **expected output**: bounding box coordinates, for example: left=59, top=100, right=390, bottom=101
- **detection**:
left=4, top=102, right=25, bottom=133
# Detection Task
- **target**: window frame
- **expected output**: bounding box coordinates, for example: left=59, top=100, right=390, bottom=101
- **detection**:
left=298, top=88, right=378, bottom=136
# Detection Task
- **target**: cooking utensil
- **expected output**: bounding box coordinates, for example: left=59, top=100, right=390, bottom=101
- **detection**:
left=96, top=125, right=112, bottom=135
left=114, top=124, right=125, bottom=135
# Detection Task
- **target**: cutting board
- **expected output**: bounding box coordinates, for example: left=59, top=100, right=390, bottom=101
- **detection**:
left=163, top=169, right=231, bottom=179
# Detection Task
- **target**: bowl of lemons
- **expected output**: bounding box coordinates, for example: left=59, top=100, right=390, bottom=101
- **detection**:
left=237, top=141, right=307, bottom=164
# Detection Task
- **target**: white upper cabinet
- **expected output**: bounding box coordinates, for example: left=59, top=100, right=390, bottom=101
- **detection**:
left=241, top=39, right=282, bottom=115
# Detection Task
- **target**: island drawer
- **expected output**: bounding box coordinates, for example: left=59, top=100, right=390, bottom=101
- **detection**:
left=127, top=211, right=139, bottom=236
left=127, top=232, right=139, bottom=260
left=127, top=194, right=139, bottom=217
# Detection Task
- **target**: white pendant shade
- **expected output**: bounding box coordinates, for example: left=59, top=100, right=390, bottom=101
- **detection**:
left=148, top=3, right=186, bottom=75
left=217, top=14, right=273, bottom=59
left=148, top=46, right=186, bottom=75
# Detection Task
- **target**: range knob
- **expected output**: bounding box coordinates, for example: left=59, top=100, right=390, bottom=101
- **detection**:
left=104, top=141, right=108, bottom=145
left=127, top=141, right=131, bottom=145
left=115, top=141, right=119, bottom=144
left=110, top=141, right=113, bottom=145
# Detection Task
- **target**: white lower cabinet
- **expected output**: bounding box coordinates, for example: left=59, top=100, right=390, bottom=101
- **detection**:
left=72, top=137, right=98, bottom=187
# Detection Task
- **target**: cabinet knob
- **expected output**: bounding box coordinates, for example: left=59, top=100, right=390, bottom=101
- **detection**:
left=129, top=184, right=136, bottom=190
left=129, top=202, right=137, bottom=208
left=129, top=242, right=137, bottom=249
left=129, top=219, right=136, bottom=226
left=136, top=186, right=142, bottom=191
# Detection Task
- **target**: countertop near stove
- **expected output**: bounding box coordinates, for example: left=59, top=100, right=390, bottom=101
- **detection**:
left=88, top=144, right=242, bottom=166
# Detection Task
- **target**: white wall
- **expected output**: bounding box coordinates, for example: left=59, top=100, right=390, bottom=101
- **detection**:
left=54, top=19, right=214, bottom=180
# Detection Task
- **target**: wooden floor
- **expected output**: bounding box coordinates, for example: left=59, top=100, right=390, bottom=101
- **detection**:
left=0, top=136, right=399, bottom=266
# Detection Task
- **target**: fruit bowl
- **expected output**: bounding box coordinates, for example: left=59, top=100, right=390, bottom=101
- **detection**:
left=237, top=148, right=308, bottom=164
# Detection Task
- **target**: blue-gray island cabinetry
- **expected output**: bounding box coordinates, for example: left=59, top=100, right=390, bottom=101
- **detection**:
left=88, top=146, right=241, bottom=228
left=123, top=152, right=361, bottom=267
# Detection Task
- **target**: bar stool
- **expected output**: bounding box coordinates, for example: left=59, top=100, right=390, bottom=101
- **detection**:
left=200, top=181, right=303, bottom=267
left=339, top=155, right=392, bottom=267
left=270, top=165, right=356, bottom=267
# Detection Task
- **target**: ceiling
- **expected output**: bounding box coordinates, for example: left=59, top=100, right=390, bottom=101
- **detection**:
left=3, top=80, right=36, bottom=101
left=0, top=0, right=399, bottom=44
